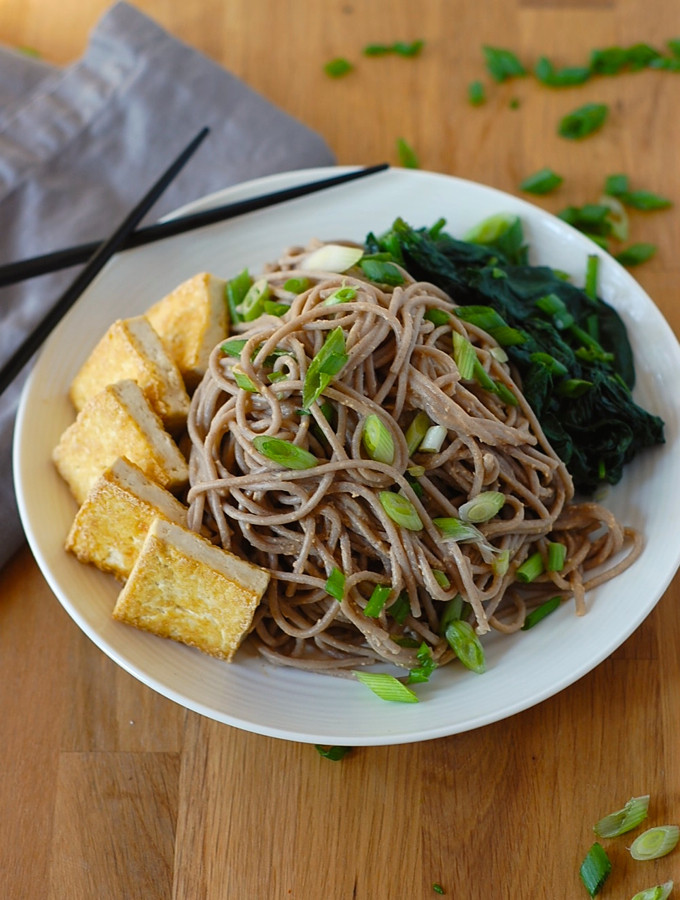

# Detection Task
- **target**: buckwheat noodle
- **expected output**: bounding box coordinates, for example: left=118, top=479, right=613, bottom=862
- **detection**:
left=186, top=241, right=642, bottom=676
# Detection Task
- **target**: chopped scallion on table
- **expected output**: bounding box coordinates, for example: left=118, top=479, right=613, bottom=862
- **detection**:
left=324, top=57, right=353, bottom=78
left=579, top=843, right=612, bottom=897
left=558, top=102, right=609, bottom=140
left=252, top=436, right=318, bottom=470
left=629, top=825, right=680, bottom=861
left=520, top=167, right=564, bottom=195
left=593, top=794, right=650, bottom=838
left=630, top=881, right=674, bottom=900
left=314, top=745, right=352, bottom=761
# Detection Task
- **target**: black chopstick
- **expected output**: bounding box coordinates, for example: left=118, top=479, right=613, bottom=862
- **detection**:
left=0, top=163, right=389, bottom=288
left=0, top=127, right=210, bottom=396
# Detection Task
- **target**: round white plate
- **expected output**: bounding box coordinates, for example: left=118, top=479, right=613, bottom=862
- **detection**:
left=14, top=167, right=680, bottom=745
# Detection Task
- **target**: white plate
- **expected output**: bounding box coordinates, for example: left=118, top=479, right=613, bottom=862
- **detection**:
left=14, top=167, right=680, bottom=746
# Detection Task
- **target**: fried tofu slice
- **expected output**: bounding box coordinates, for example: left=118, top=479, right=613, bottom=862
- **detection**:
left=65, top=456, right=189, bottom=580
left=113, top=517, right=270, bottom=661
left=145, top=272, right=227, bottom=391
left=68, top=315, right=190, bottom=432
left=53, top=379, right=189, bottom=505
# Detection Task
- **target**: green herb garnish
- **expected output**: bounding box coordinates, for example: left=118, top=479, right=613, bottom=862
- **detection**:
left=315, top=745, right=352, bottom=760
left=579, top=843, right=612, bottom=897
left=482, top=45, right=527, bottom=82
left=520, top=167, right=564, bottom=195
left=396, top=136, right=420, bottom=169
left=324, top=57, right=353, bottom=78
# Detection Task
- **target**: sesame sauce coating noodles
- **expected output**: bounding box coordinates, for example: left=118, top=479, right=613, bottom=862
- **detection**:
left=186, top=240, right=642, bottom=677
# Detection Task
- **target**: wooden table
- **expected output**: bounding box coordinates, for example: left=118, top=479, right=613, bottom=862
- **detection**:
left=2, top=2, right=680, bottom=897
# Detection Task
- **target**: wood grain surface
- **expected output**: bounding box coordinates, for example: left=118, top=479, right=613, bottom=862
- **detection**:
left=1, top=1, right=680, bottom=897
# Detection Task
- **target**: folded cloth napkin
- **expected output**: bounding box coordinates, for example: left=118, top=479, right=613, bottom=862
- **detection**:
left=0, top=1, right=335, bottom=571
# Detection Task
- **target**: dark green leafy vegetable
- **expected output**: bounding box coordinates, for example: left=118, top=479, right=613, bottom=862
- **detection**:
left=558, top=103, right=608, bottom=140
left=520, top=167, right=564, bottom=195
left=482, top=46, right=526, bottom=82
left=364, top=217, right=665, bottom=492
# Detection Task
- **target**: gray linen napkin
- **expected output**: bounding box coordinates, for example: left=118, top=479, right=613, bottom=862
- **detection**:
left=0, top=1, right=335, bottom=570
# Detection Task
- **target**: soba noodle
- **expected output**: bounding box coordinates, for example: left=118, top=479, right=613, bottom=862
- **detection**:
left=185, top=242, right=642, bottom=676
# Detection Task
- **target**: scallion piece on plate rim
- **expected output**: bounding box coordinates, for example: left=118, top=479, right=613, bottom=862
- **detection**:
left=353, top=671, right=419, bottom=703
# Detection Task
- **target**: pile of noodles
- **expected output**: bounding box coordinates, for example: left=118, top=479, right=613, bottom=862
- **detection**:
left=185, top=241, right=642, bottom=675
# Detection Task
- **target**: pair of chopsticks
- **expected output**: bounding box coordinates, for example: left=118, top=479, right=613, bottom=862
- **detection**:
left=0, top=131, right=388, bottom=396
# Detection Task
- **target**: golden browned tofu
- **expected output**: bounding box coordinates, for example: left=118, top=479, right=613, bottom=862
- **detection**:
left=113, top=517, right=270, bottom=661
left=52, top=379, right=189, bottom=505
left=65, top=456, right=189, bottom=580
left=145, top=272, right=227, bottom=390
left=68, top=315, right=190, bottom=432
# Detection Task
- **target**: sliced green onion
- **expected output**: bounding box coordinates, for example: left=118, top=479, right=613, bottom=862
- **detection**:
left=515, top=551, right=544, bottom=583
left=547, top=541, right=567, bottom=572
left=362, top=414, right=395, bottom=464
left=522, top=596, right=561, bottom=630
left=432, top=884, right=446, bottom=896
left=225, top=268, right=253, bottom=325
left=323, top=285, right=358, bottom=306
left=580, top=843, right=612, bottom=897
left=354, top=671, right=419, bottom=703
left=615, top=243, right=657, bottom=267
left=557, top=378, right=593, bottom=398
left=302, top=326, right=348, bottom=409
left=314, top=745, right=352, bottom=761
left=364, top=584, right=392, bottom=617
left=629, top=825, right=680, bottom=861
left=405, top=411, right=431, bottom=456
left=407, top=642, right=436, bottom=684
left=434, top=517, right=484, bottom=543
left=630, top=881, right=674, bottom=900
left=396, top=136, right=420, bottom=169
left=598, top=194, right=629, bottom=241
left=463, top=212, right=519, bottom=246
left=493, top=380, right=518, bottom=406
left=324, top=57, right=353, bottom=78
left=585, top=254, right=600, bottom=301
left=419, top=424, right=447, bottom=453
left=491, top=548, right=510, bottom=577
left=407, top=464, right=425, bottom=478
left=390, top=591, right=411, bottom=624
left=283, top=276, right=311, bottom=294
left=520, top=167, right=563, bottom=195
left=593, top=794, right=650, bottom=838
left=452, top=332, right=476, bottom=380
left=468, top=79, right=486, bottom=105
left=424, top=308, right=451, bottom=326
left=458, top=491, right=505, bottom=524
left=325, top=567, right=345, bottom=602
left=482, top=46, right=527, bottom=82
left=221, top=338, right=248, bottom=358
left=438, top=594, right=464, bottom=634
left=432, top=569, right=451, bottom=588
left=252, top=435, right=318, bottom=470
left=472, top=358, right=497, bottom=392
left=445, top=620, right=486, bottom=673
left=232, top=366, right=259, bottom=392
left=263, top=299, right=289, bottom=317
left=558, top=102, right=608, bottom=140
left=379, top=491, right=423, bottom=531
left=237, top=278, right=270, bottom=322
left=529, top=352, right=569, bottom=376
left=304, top=243, right=363, bottom=272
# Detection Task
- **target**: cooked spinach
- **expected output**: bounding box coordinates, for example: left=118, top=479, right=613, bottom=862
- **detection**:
left=365, top=217, right=665, bottom=492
